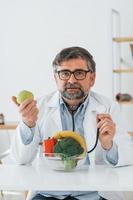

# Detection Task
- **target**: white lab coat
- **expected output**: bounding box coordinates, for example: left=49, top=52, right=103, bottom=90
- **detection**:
left=11, top=91, right=133, bottom=200
left=11, top=90, right=133, bottom=167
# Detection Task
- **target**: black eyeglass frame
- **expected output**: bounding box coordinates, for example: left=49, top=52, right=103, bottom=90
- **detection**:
left=55, top=69, right=93, bottom=80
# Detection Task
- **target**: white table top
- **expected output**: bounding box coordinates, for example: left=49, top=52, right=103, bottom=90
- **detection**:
left=0, top=164, right=133, bottom=191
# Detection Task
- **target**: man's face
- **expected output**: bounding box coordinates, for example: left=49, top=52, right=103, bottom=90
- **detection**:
left=54, top=58, right=96, bottom=101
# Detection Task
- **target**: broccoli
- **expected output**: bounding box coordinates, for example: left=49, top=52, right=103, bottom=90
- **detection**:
left=54, top=137, right=84, bottom=170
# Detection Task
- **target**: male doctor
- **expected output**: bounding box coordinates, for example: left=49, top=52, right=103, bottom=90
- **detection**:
left=11, top=46, right=133, bottom=200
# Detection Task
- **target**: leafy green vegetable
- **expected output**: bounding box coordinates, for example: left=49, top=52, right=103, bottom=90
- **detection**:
left=54, top=137, right=84, bottom=170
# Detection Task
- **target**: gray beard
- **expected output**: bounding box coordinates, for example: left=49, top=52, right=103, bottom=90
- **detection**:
left=61, top=89, right=85, bottom=100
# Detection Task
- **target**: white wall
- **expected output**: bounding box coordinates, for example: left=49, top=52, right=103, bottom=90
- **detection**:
left=0, top=0, right=133, bottom=125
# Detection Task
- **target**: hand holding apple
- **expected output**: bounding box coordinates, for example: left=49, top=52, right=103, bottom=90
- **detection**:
left=12, top=90, right=39, bottom=128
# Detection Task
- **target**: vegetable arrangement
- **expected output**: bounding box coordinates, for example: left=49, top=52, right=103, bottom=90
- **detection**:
left=43, top=131, right=87, bottom=171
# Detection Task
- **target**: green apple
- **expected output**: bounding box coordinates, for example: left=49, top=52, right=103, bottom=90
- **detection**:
left=17, top=90, right=34, bottom=105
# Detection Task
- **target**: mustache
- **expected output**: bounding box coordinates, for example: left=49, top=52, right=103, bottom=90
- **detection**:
left=64, top=83, right=81, bottom=89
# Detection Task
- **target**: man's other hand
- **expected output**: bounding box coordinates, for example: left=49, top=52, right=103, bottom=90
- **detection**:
left=97, top=114, right=116, bottom=150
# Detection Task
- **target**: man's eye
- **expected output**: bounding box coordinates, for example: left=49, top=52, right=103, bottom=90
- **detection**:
left=62, top=72, right=70, bottom=76
left=75, top=71, right=84, bottom=75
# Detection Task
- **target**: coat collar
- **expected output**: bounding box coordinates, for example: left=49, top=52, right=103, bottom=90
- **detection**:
left=47, top=90, right=106, bottom=113
left=47, top=91, right=60, bottom=108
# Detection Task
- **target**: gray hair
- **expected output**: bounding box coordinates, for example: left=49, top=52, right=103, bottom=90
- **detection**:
left=52, top=46, right=96, bottom=72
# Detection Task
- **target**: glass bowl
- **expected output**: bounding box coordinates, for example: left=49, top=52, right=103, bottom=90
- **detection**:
left=43, top=153, right=86, bottom=171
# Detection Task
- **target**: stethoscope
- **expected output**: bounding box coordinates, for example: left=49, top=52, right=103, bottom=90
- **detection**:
left=87, top=128, right=99, bottom=153
left=71, top=112, right=100, bottom=154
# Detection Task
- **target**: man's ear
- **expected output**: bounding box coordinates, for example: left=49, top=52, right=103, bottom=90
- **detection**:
left=90, top=73, right=96, bottom=86
left=54, top=73, right=58, bottom=84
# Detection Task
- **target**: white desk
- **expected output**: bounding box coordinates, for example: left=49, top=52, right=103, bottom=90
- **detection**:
left=0, top=164, right=133, bottom=191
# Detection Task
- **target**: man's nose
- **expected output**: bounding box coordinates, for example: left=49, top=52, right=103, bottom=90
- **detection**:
left=68, top=73, right=77, bottom=83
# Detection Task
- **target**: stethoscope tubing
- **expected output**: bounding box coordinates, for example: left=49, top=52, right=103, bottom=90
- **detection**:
left=87, top=128, right=99, bottom=153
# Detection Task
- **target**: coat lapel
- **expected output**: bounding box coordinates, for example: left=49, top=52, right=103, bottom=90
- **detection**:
left=47, top=91, right=62, bottom=132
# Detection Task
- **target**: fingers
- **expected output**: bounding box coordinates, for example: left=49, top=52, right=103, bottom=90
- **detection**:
left=19, top=99, right=37, bottom=114
left=12, top=96, right=38, bottom=127
left=97, top=114, right=116, bottom=150
left=99, top=121, right=115, bottom=136
left=21, top=104, right=39, bottom=119
left=96, top=113, right=112, bottom=122
left=97, top=113, right=116, bottom=136
left=12, top=96, right=19, bottom=106
left=23, top=109, right=39, bottom=126
left=97, top=118, right=113, bottom=128
left=19, top=98, right=35, bottom=111
left=19, top=99, right=38, bottom=118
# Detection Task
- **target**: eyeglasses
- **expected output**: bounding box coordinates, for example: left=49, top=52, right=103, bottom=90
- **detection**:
left=56, top=69, right=92, bottom=80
